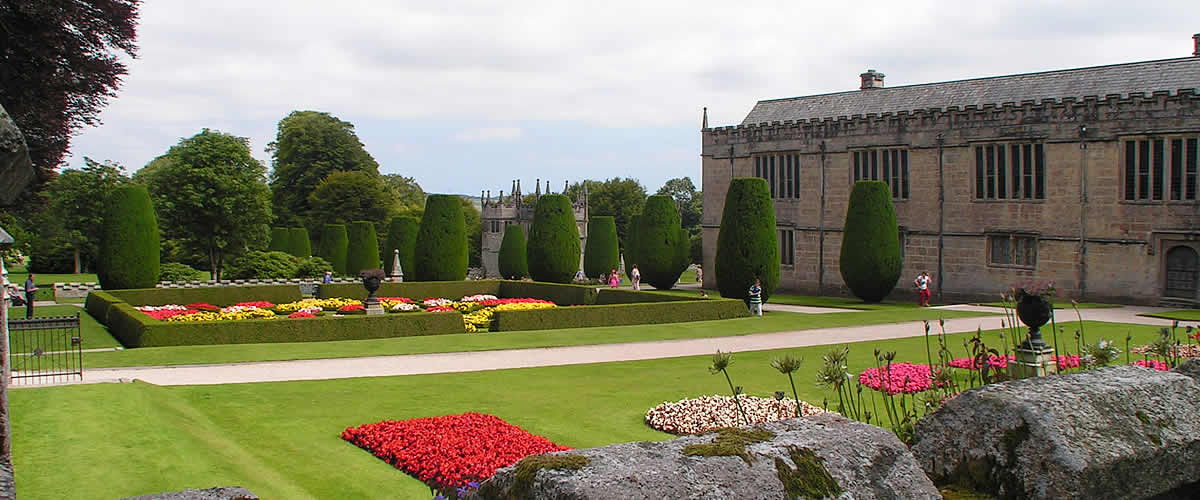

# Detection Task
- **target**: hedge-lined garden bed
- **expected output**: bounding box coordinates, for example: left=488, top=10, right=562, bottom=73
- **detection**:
left=86, top=281, right=741, bottom=348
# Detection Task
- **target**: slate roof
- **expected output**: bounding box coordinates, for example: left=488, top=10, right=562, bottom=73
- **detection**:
left=741, top=57, right=1200, bottom=125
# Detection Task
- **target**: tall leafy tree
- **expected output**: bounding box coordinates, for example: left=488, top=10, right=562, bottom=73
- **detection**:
left=656, top=176, right=702, bottom=233
left=306, top=171, right=391, bottom=230
left=145, top=129, right=272, bottom=280
left=568, top=177, right=646, bottom=249
left=0, top=0, right=140, bottom=203
left=382, top=174, right=426, bottom=219
left=42, top=157, right=129, bottom=272
left=267, top=110, right=380, bottom=226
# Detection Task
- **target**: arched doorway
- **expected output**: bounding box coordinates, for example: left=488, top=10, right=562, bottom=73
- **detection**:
left=1164, top=246, right=1199, bottom=299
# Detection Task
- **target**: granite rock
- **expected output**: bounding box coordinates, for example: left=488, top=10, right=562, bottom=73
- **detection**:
left=120, top=486, right=258, bottom=500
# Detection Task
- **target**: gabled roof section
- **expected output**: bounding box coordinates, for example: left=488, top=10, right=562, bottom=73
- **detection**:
left=741, top=57, right=1200, bottom=125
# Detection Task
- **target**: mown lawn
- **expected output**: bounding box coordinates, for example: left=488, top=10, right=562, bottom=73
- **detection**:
left=10, top=320, right=1180, bottom=500
left=82, top=307, right=995, bottom=368
left=6, top=270, right=99, bottom=301
left=1140, top=309, right=1200, bottom=321
left=6, top=305, right=122, bottom=351
left=973, top=301, right=1119, bottom=309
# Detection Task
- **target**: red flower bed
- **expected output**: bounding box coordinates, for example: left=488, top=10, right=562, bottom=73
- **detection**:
left=185, top=302, right=220, bottom=311
left=288, top=311, right=316, bottom=318
left=234, top=301, right=275, bottom=308
left=475, top=298, right=555, bottom=307
left=341, top=412, right=569, bottom=491
left=139, top=308, right=199, bottom=320
left=378, top=296, right=413, bottom=303
left=948, top=355, right=1013, bottom=371
left=338, top=304, right=365, bottom=312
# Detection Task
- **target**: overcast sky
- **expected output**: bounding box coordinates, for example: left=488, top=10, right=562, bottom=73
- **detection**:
left=65, top=0, right=1200, bottom=195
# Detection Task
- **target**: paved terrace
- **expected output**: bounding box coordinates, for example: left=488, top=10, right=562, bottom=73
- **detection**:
left=62, top=304, right=1178, bottom=387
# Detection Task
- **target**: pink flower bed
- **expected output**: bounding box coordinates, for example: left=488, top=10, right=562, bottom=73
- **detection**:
left=1133, top=359, right=1170, bottom=371
left=948, top=354, right=1080, bottom=371
left=858, top=363, right=939, bottom=395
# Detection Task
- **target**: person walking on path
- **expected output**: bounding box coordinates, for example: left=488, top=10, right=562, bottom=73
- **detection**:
left=914, top=271, right=932, bottom=307
left=748, top=278, right=763, bottom=317
left=608, top=269, right=619, bottom=288
left=631, top=265, right=641, bottom=291
left=23, top=273, right=37, bottom=318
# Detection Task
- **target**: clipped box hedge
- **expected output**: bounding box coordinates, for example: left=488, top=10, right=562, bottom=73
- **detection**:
left=491, top=298, right=749, bottom=332
left=104, top=304, right=465, bottom=347
left=85, top=291, right=124, bottom=326
left=595, top=288, right=695, bottom=305
left=317, top=280, right=502, bottom=300
left=105, top=285, right=302, bottom=307
left=498, top=281, right=597, bottom=306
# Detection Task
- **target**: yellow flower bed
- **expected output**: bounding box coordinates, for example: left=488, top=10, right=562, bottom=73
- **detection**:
left=165, top=307, right=278, bottom=322
left=492, top=302, right=557, bottom=312
left=275, top=298, right=362, bottom=313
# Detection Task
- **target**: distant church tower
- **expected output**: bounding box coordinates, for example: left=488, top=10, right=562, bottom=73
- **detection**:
left=480, top=180, right=589, bottom=278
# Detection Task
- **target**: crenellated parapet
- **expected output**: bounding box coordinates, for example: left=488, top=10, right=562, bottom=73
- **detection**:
left=703, top=88, right=1200, bottom=152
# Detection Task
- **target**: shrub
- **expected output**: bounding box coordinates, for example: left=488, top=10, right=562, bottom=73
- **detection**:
left=104, top=284, right=302, bottom=308
left=595, top=288, right=695, bottom=305
left=383, top=216, right=419, bottom=277
left=289, top=227, right=312, bottom=257
left=413, top=194, right=468, bottom=281
left=316, top=280, right=501, bottom=301
left=623, top=214, right=642, bottom=281
left=317, top=224, right=349, bottom=275
left=295, top=256, right=333, bottom=278
left=498, top=281, right=596, bottom=306
left=839, top=180, right=902, bottom=303
left=268, top=227, right=290, bottom=253
left=158, top=262, right=206, bottom=282
left=583, top=216, right=618, bottom=279
left=492, top=298, right=749, bottom=332
left=635, top=195, right=690, bottom=289
left=345, top=221, right=381, bottom=275
left=498, top=225, right=528, bottom=279
left=714, top=178, right=779, bottom=304
left=224, top=250, right=299, bottom=280
left=97, top=184, right=160, bottom=290
left=525, top=194, right=580, bottom=283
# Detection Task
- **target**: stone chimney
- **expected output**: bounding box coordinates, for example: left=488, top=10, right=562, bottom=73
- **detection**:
left=860, top=69, right=885, bottom=90
left=1194, top=33, right=1199, bottom=57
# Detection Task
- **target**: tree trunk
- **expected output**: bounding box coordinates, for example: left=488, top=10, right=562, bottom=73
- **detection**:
left=73, top=247, right=80, bottom=274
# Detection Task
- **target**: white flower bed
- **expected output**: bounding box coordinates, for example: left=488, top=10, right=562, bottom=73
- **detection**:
left=422, top=298, right=454, bottom=307
left=645, top=394, right=827, bottom=435
left=390, top=302, right=422, bottom=312
left=134, top=305, right=188, bottom=312
left=460, top=294, right=498, bottom=302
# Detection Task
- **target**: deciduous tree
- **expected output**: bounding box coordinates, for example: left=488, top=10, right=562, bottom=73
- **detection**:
left=42, top=157, right=129, bottom=272
left=306, top=171, right=391, bottom=231
left=267, top=110, right=380, bottom=226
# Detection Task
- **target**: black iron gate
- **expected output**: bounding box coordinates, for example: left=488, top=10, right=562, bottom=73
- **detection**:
left=7, top=314, right=83, bottom=385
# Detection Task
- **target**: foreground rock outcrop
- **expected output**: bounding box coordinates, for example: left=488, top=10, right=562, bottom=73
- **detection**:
left=911, top=365, right=1200, bottom=499
left=120, top=486, right=258, bottom=500
left=477, top=413, right=938, bottom=499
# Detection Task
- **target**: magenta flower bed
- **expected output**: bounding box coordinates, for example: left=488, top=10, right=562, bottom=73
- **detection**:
left=858, top=363, right=940, bottom=395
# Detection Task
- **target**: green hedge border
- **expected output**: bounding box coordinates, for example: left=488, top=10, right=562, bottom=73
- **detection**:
left=87, top=281, right=734, bottom=347
left=492, top=298, right=750, bottom=332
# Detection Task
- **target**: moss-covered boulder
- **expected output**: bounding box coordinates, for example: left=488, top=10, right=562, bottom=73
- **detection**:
left=97, top=185, right=160, bottom=290
left=714, top=178, right=779, bottom=303
left=526, top=194, right=581, bottom=283
left=583, top=216, right=619, bottom=279
left=413, top=194, right=468, bottom=281
left=839, top=180, right=901, bottom=303
left=498, top=224, right=529, bottom=279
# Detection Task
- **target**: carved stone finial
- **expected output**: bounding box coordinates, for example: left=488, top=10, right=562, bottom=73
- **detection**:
left=702, top=107, right=708, bottom=129
left=535, top=178, right=541, bottom=198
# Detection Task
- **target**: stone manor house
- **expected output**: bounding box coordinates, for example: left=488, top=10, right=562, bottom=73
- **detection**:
left=701, top=35, right=1200, bottom=305
left=480, top=179, right=588, bottom=278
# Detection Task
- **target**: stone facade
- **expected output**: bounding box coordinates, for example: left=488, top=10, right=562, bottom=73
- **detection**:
left=702, top=46, right=1200, bottom=305
left=480, top=180, right=588, bottom=278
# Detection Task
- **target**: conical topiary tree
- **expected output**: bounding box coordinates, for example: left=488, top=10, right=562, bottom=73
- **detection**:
left=623, top=214, right=642, bottom=281
left=289, top=227, right=311, bottom=257
left=413, top=194, right=468, bottom=281
left=583, top=216, right=618, bottom=279
left=498, top=224, right=528, bottom=279
left=636, top=195, right=690, bottom=289
left=383, top=215, right=419, bottom=277
left=526, top=194, right=580, bottom=283
left=840, top=180, right=902, bottom=303
left=97, top=184, right=160, bottom=289
left=268, top=227, right=290, bottom=253
left=345, top=221, right=381, bottom=275
left=714, top=178, right=779, bottom=304
left=317, top=224, right=349, bottom=275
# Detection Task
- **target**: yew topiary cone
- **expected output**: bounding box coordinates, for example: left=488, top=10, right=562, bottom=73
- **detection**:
left=498, top=224, right=529, bottom=279
left=526, top=194, right=580, bottom=283
left=840, top=180, right=902, bottom=303
left=714, top=178, right=779, bottom=304
left=98, top=184, right=160, bottom=289
left=583, top=216, right=618, bottom=279
left=413, top=194, right=468, bottom=281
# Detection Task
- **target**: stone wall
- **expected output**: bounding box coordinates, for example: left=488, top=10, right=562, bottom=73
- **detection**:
left=702, top=91, right=1200, bottom=304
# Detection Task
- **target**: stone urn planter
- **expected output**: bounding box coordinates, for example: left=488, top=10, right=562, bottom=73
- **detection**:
left=1013, top=281, right=1054, bottom=350
left=359, top=269, right=386, bottom=315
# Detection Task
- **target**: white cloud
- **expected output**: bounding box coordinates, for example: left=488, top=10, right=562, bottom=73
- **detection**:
left=452, top=127, right=523, bottom=143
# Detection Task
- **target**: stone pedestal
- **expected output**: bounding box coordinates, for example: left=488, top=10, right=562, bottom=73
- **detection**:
left=364, top=297, right=385, bottom=316
left=1008, top=347, right=1057, bottom=379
